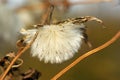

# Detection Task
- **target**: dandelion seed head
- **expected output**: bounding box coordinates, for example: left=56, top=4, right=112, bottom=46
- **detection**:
left=20, top=16, right=103, bottom=64
left=30, top=23, right=85, bottom=63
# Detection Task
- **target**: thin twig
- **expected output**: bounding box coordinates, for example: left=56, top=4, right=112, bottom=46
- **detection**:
left=40, top=7, right=51, bottom=25
left=51, top=31, right=120, bottom=80
left=41, top=5, right=54, bottom=25
left=47, top=5, right=54, bottom=25
left=0, top=32, right=38, bottom=80
left=0, top=5, right=53, bottom=80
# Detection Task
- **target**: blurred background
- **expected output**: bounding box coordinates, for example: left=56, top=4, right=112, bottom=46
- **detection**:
left=0, top=0, right=120, bottom=80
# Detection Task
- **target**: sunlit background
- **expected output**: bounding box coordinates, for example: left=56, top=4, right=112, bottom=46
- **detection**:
left=0, top=0, right=120, bottom=80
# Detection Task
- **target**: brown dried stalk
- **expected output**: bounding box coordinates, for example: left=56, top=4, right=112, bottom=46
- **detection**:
left=51, top=31, right=120, bottom=80
left=0, top=32, right=38, bottom=80
left=0, top=5, right=53, bottom=80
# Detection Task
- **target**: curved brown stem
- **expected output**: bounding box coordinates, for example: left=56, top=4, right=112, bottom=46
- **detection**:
left=0, top=4, right=54, bottom=80
left=0, top=32, right=38, bottom=80
left=51, top=31, right=120, bottom=80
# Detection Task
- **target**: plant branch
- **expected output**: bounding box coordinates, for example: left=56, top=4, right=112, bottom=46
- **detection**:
left=0, top=32, right=38, bottom=80
left=47, top=5, right=54, bottom=25
left=41, top=5, right=54, bottom=25
left=0, top=5, right=53, bottom=80
left=51, top=31, right=120, bottom=80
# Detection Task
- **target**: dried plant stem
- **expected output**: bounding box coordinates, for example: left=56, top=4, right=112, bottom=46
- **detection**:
left=41, top=5, right=54, bottom=25
left=0, top=32, right=38, bottom=80
left=48, top=5, right=54, bottom=25
left=51, top=31, right=120, bottom=80
left=0, top=5, right=54, bottom=80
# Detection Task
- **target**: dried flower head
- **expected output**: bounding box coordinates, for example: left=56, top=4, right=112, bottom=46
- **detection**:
left=20, top=16, right=103, bottom=63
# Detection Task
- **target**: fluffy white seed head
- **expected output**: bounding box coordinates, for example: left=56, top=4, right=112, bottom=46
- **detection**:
left=20, top=16, right=103, bottom=64
left=30, top=23, right=85, bottom=63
